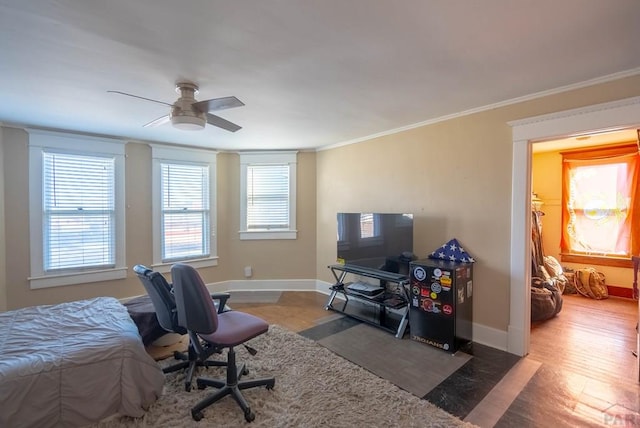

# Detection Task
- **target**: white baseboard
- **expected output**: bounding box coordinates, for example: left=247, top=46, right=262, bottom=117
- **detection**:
left=472, top=323, right=509, bottom=352
left=205, top=278, right=319, bottom=294
left=314, top=279, right=335, bottom=296
left=206, top=278, right=336, bottom=296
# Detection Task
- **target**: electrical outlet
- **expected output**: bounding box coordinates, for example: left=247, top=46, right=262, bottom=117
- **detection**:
left=244, top=266, right=253, bottom=278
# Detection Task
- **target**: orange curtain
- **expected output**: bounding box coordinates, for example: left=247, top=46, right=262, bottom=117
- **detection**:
left=561, top=144, right=639, bottom=256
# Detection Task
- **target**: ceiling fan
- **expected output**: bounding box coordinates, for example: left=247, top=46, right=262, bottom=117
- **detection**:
left=108, top=81, right=244, bottom=132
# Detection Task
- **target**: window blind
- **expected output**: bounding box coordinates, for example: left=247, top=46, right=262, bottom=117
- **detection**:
left=161, top=163, right=210, bottom=261
left=43, top=152, right=115, bottom=271
left=246, top=164, right=290, bottom=230
left=359, top=213, right=375, bottom=238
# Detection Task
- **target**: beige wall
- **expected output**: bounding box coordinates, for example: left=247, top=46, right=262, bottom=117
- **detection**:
left=316, top=74, right=640, bottom=333
left=2, top=74, right=639, bottom=337
left=533, top=150, right=633, bottom=288
left=316, top=114, right=514, bottom=331
left=1, top=129, right=317, bottom=309
left=216, top=151, right=317, bottom=281
left=3, top=129, right=153, bottom=309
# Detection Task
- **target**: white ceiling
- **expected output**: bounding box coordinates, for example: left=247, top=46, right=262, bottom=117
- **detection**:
left=1, top=1, right=639, bottom=151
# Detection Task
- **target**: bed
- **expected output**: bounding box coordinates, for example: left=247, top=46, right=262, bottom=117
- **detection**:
left=0, top=296, right=165, bottom=428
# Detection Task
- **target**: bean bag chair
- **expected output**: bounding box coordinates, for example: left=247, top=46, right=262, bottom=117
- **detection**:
left=531, top=276, right=563, bottom=321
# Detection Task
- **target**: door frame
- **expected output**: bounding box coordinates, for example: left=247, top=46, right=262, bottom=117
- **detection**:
left=507, top=96, right=640, bottom=356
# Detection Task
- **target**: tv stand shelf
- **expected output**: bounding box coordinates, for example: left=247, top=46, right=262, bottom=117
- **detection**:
left=325, top=264, right=410, bottom=338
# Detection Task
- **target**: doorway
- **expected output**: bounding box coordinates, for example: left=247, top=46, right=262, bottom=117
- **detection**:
left=507, top=96, right=640, bottom=357
left=528, top=130, right=639, bottom=384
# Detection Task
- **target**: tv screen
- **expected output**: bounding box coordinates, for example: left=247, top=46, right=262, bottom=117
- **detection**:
left=336, top=213, right=414, bottom=274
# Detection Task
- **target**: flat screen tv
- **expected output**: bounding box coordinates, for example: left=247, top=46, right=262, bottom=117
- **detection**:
left=336, top=213, right=414, bottom=274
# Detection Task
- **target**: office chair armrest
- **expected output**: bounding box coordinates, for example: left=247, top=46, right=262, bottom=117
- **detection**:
left=210, top=292, right=231, bottom=314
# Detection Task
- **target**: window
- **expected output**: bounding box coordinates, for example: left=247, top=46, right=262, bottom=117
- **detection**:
left=28, top=130, right=126, bottom=289
left=152, top=146, right=217, bottom=270
left=240, top=151, right=297, bottom=240
left=561, top=144, right=639, bottom=264
left=359, top=213, right=380, bottom=239
left=358, top=213, right=383, bottom=248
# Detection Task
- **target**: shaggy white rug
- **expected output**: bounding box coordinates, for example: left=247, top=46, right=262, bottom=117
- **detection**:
left=94, top=325, right=476, bottom=427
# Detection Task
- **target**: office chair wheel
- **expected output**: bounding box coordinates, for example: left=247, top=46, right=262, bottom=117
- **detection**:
left=196, top=379, right=207, bottom=390
left=266, top=379, right=275, bottom=390
left=242, top=367, right=249, bottom=375
left=173, top=350, right=188, bottom=361
left=185, top=381, right=192, bottom=392
left=244, top=408, right=255, bottom=422
left=191, top=410, right=204, bottom=421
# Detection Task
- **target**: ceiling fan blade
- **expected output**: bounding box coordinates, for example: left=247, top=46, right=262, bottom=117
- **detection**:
left=192, top=96, right=244, bottom=113
left=206, top=113, right=242, bottom=132
left=107, top=90, right=174, bottom=107
left=143, top=114, right=171, bottom=128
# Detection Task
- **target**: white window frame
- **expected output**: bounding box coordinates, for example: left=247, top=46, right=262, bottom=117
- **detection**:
left=28, top=129, right=127, bottom=289
left=358, top=213, right=383, bottom=247
left=151, top=145, right=218, bottom=272
left=239, top=151, right=297, bottom=240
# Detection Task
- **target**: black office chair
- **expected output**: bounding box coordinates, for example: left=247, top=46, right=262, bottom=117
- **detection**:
left=171, top=262, right=275, bottom=422
left=133, top=264, right=229, bottom=391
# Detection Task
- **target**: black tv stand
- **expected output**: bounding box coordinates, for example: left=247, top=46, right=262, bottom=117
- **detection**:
left=325, top=264, right=410, bottom=338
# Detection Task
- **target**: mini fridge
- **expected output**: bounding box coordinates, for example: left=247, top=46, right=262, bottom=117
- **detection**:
left=409, top=259, right=473, bottom=353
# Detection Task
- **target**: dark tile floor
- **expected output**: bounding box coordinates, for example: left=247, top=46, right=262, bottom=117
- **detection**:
left=424, top=342, right=520, bottom=420
left=300, top=313, right=640, bottom=428
left=228, top=290, right=640, bottom=427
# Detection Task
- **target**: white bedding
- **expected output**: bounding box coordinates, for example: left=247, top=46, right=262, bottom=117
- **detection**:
left=0, top=297, right=165, bottom=428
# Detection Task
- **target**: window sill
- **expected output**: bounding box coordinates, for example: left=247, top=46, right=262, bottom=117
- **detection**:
left=152, top=257, right=219, bottom=274
left=29, top=267, right=128, bottom=289
left=151, top=257, right=218, bottom=273
left=560, top=254, right=634, bottom=268
left=239, top=230, right=297, bottom=240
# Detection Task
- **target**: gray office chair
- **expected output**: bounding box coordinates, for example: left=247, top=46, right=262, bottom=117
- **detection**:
left=133, top=264, right=229, bottom=391
left=171, top=263, right=275, bottom=422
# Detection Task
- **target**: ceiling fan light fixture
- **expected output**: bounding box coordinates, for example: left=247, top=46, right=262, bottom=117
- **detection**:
left=109, top=80, right=242, bottom=132
left=171, top=114, right=206, bottom=130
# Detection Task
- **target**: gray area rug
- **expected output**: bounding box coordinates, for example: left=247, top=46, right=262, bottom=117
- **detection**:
left=94, top=325, right=476, bottom=427
left=317, top=323, right=473, bottom=397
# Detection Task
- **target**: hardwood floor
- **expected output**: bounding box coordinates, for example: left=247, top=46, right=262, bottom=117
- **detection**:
left=230, top=291, right=335, bottom=332
left=234, top=291, right=640, bottom=427
left=149, top=291, right=639, bottom=380
left=529, top=294, right=638, bottom=387
left=146, top=291, right=332, bottom=360
left=237, top=291, right=640, bottom=387
left=146, top=290, right=640, bottom=426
